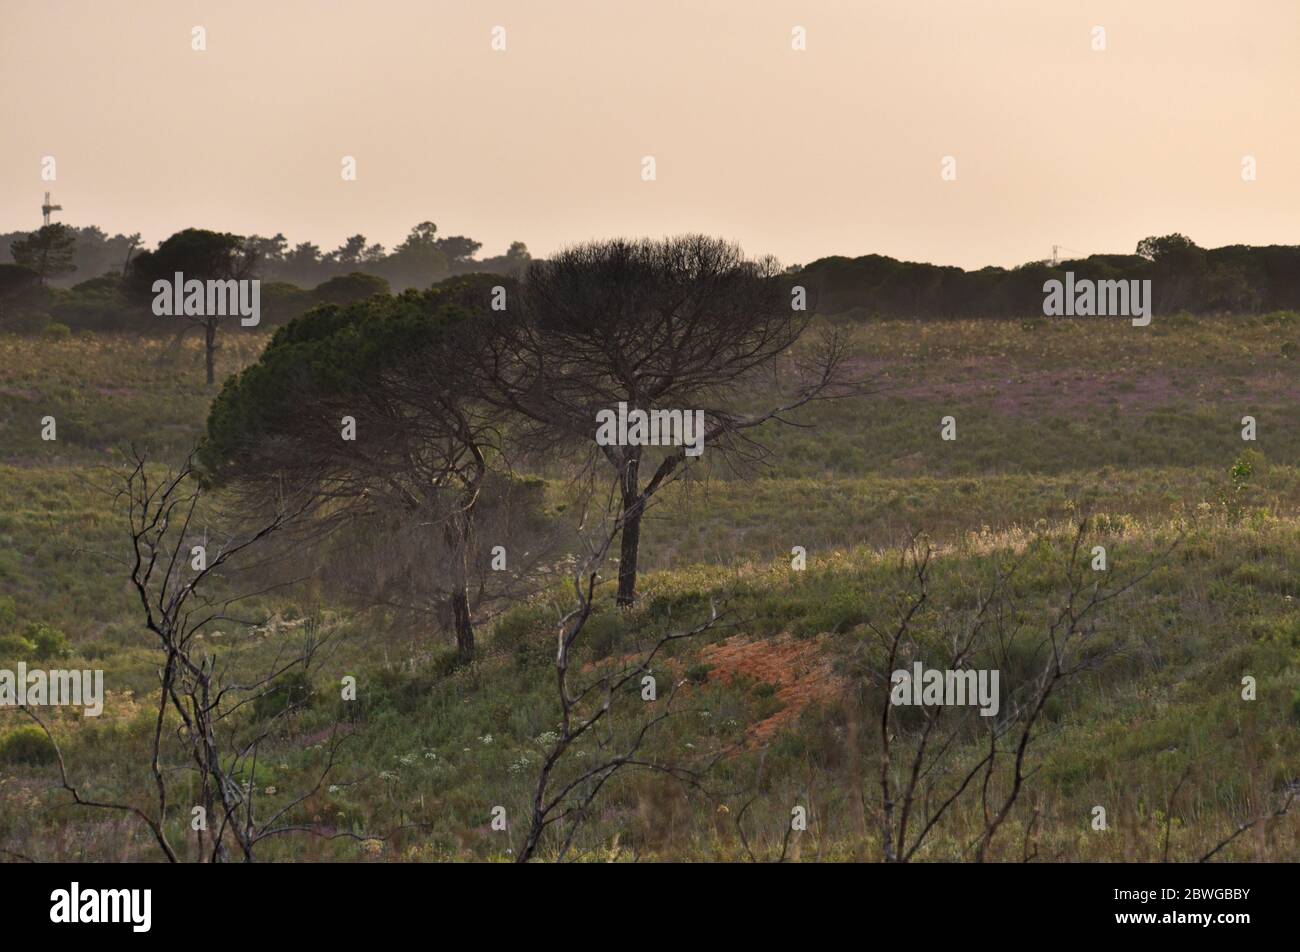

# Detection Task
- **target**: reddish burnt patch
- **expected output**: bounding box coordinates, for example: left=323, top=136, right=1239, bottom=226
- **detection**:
left=700, top=634, right=845, bottom=748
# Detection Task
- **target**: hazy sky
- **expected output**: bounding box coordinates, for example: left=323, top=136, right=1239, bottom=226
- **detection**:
left=2, top=0, right=1296, bottom=269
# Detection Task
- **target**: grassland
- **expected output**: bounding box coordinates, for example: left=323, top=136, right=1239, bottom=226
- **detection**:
left=0, top=314, right=1296, bottom=861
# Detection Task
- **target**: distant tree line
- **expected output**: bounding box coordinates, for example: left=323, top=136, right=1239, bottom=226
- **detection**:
left=796, top=234, right=1300, bottom=318
left=241, top=221, right=532, bottom=290
left=0, top=220, right=531, bottom=334
left=4, top=227, right=1300, bottom=336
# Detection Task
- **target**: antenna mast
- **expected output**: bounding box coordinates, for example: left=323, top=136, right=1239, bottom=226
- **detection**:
left=1051, top=244, right=1082, bottom=267
left=42, top=191, right=63, bottom=227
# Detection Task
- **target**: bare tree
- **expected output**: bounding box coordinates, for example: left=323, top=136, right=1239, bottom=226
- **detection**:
left=518, top=501, right=726, bottom=862
left=21, top=451, right=369, bottom=862
left=1196, top=789, right=1295, bottom=862
left=860, top=523, right=1172, bottom=862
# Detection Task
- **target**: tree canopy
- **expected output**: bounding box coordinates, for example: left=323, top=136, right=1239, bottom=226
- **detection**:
left=201, top=277, right=518, bottom=659
left=10, top=224, right=77, bottom=285
left=473, top=234, right=849, bottom=605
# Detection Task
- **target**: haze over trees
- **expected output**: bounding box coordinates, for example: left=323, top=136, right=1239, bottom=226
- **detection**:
left=0, top=219, right=535, bottom=347
left=126, top=228, right=260, bottom=384
left=9, top=224, right=78, bottom=286
left=1, top=224, right=141, bottom=288
left=241, top=221, right=530, bottom=291
left=5, top=224, right=1300, bottom=339
left=794, top=235, right=1300, bottom=317
left=0, top=264, right=43, bottom=325
left=1, top=220, right=531, bottom=292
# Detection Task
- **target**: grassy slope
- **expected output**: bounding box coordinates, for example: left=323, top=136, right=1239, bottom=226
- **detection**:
left=0, top=315, right=1297, bottom=861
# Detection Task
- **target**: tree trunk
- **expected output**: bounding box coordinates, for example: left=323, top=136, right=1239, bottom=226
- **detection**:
left=451, top=587, right=474, bottom=661
left=204, top=320, right=217, bottom=385
left=616, top=450, right=643, bottom=607
left=444, top=514, right=475, bottom=661
left=616, top=503, right=643, bottom=607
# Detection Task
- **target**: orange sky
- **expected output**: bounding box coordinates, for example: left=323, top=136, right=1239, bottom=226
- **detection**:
left=2, top=0, right=1296, bottom=269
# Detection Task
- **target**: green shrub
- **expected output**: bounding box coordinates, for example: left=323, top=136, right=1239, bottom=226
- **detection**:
left=513, top=637, right=552, bottom=671
left=360, top=666, right=448, bottom=718
left=492, top=603, right=551, bottom=651
left=685, top=662, right=713, bottom=685
left=427, top=647, right=462, bottom=679
left=0, top=624, right=71, bottom=660
left=23, top=622, right=70, bottom=659
left=0, top=633, right=38, bottom=658
left=581, top=611, right=624, bottom=661
left=0, top=725, right=57, bottom=765
left=252, top=668, right=317, bottom=720
left=794, top=587, right=869, bottom=636
left=1231, top=562, right=1297, bottom=596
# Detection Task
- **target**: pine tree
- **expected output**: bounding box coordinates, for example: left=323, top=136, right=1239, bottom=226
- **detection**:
left=10, top=224, right=77, bottom=285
